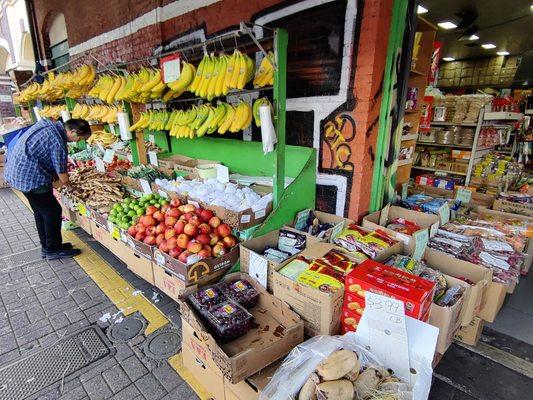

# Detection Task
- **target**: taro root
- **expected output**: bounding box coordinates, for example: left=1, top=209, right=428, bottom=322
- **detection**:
left=298, top=373, right=319, bottom=400
left=316, top=350, right=359, bottom=381
left=316, top=380, right=354, bottom=400
left=354, top=368, right=382, bottom=400
left=343, top=365, right=360, bottom=382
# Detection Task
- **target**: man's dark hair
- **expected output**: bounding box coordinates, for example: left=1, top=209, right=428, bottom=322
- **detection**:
left=64, top=119, right=91, bottom=137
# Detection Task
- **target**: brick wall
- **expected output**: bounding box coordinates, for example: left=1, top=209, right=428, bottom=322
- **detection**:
left=30, top=0, right=393, bottom=220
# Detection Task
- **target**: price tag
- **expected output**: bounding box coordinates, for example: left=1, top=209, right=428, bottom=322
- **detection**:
left=158, top=190, right=168, bottom=199
left=140, top=179, right=152, bottom=194
left=155, top=251, right=166, bottom=266
left=240, top=214, right=251, bottom=224
left=127, top=238, right=135, bottom=249
left=95, top=157, right=106, bottom=172
left=430, top=222, right=439, bottom=238
left=294, top=209, right=311, bottom=231
left=379, top=203, right=391, bottom=226
left=455, top=188, right=473, bottom=204
left=97, top=143, right=105, bottom=153
left=109, top=124, right=116, bottom=135
left=127, top=154, right=133, bottom=162
left=103, top=149, right=115, bottom=163
left=329, top=221, right=344, bottom=243
left=148, top=151, right=159, bottom=166
left=248, top=251, right=268, bottom=288
left=78, top=203, right=87, bottom=217
left=215, top=164, right=229, bottom=183
left=161, top=54, right=181, bottom=83
left=254, top=209, right=266, bottom=219
left=120, top=231, right=128, bottom=243
left=149, top=134, right=155, bottom=144
left=401, top=182, right=408, bottom=200
left=412, top=229, right=428, bottom=261
left=438, top=202, right=450, bottom=225
left=110, top=225, right=121, bottom=240
left=364, top=292, right=410, bottom=382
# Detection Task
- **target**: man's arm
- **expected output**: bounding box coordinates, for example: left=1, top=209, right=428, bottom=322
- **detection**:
left=57, top=172, right=70, bottom=186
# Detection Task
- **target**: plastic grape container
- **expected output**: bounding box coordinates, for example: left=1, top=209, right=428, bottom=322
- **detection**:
left=220, top=279, right=260, bottom=309
left=205, top=300, right=253, bottom=342
left=188, top=286, right=227, bottom=315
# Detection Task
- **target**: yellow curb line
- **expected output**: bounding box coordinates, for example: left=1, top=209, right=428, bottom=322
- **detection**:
left=12, top=189, right=211, bottom=400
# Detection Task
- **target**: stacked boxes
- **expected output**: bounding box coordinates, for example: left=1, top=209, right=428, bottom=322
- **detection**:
left=341, top=260, right=435, bottom=333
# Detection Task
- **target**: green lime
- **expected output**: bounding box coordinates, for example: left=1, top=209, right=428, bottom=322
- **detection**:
left=136, top=209, right=144, bottom=216
left=115, top=205, right=123, bottom=213
left=160, top=200, right=168, bottom=205
left=123, top=198, right=131, bottom=204
left=149, top=199, right=157, bottom=205
left=146, top=194, right=154, bottom=201
left=134, top=205, right=141, bottom=211
left=121, top=215, right=129, bottom=222
left=128, top=210, right=136, bottom=217
left=116, top=212, right=125, bottom=219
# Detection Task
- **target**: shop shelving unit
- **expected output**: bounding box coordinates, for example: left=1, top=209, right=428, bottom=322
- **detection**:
left=396, top=16, right=437, bottom=189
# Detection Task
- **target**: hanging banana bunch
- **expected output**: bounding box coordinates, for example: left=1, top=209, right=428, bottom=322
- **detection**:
left=253, top=51, right=275, bottom=87
left=252, top=97, right=274, bottom=127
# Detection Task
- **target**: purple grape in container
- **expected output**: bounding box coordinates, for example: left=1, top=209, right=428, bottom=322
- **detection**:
left=220, top=279, right=260, bottom=309
left=188, top=285, right=227, bottom=315
left=205, top=300, right=253, bottom=342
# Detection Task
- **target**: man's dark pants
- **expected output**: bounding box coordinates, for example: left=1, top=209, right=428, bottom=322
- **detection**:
left=23, top=190, right=63, bottom=252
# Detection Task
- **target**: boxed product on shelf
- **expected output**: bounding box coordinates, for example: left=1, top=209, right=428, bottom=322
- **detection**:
left=290, top=208, right=353, bottom=242
left=240, top=228, right=319, bottom=291
left=415, top=174, right=435, bottom=186
left=345, top=260, right=435, bottom=320
left=272, top=243, right=350, bottom=336
left=493, top=198, right=533, bottom=217
left=362, top=205, right=439, bottom=254
left=340, top=305, right=362, bottom=333
left=434, top=177, right=455, bottom=190
left=157, top=154, right=218, bottom=177
left=179, top=272, right=304, bottom=384
left=451, top=150, right=471, bottom=160
left=451, top=160, right=469, bottom=174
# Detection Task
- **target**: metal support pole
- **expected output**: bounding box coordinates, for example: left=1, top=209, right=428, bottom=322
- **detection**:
left=273, top=29, right=287, bottom=208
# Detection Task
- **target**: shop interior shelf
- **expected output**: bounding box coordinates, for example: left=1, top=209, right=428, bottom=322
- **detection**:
left=397, top=158, right=413, bottom=167
left=411, top=165, right=467, bottom=176
left=401, top=133, right=419, bottom=141
left=483, top=111, right=523, bottom=121
left=410, top=69, right=425, bottom=76
left=416, top=142, right=472, bottom=149
left=430, top=121, right=478, bottom=127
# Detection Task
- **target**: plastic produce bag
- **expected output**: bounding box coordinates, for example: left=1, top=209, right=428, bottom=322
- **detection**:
left=260, top=104, right=277, bottom=154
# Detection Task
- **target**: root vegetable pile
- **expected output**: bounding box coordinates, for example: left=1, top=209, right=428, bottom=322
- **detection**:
left=65, top=168, right=125, bottom=210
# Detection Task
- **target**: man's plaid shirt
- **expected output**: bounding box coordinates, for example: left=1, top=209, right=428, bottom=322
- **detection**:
left=4, top=119, right=68, bottom=192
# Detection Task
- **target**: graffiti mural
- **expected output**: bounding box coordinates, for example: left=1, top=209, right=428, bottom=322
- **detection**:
left=323, top=114, right=356, bottom=172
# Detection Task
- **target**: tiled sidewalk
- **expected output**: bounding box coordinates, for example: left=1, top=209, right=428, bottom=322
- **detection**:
left=0, top=188, right=197, bottom=400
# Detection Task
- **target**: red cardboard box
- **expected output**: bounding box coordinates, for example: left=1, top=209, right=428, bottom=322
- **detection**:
left=345, top=260, right=435, bottom=319
left=341, top=308, right=361, bottom=334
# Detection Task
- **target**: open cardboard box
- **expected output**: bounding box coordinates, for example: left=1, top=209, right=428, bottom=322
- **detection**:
left=272, top=242, right=346, bottom=336
left=289, top=208, right=354, bottom=243
left=453, top=316, right=483, bottom=346
left=493, top=198, right=533, bottom=217
left=424, top=248, right=491, bottom=326
left=472, top=206, right=533, bottom=275
left=157, top=154, right=218, bottom=177
left=153, top=244, right=238, bottom=286
left=362, top=205, right=440, bottom=255
left=179, top=272, right=304, bottom=384
left=225, top=359, right=281, bottom=400
left=428, top=274, right=469, bottom=354
left=240, top=228, right=320, bottom=292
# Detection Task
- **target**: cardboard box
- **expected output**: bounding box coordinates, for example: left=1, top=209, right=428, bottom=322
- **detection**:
left=362, top=205, right=439, bottom=255
left=346, top=260, right=435, bottom=320
left=273, top=243, right=352, bottom=336
left=240, top=229, right=319, bottom=291
left=180, top=272, right=304, bottom=384
left=290, top=209, right=353, bottom=242
left=153, top=244, right=238, bottom=286
left=116, top=236, right=155, bottom=284
left=493, top=199, right=533, bottom=217
left=157, top=154, right=218, bottom=177
left=89, top=220, right=133, bottom=265
left=90, top=209, right=109, bottom=227
left=452, top=161, right=469, bottom=174
left=424, top=248, right=491, bottom=325
left=453, top=316, right=483, bottom=346
left=75, top=213, right=93, bottom=235
left=224, top=361, right=281, bottom=400
left=125, top=234, right=153, bottom=260
left=478, top=281, right=508, bottom=323
left=182, top=322, right=225, bottom=400
left=334, top=225, right=404, bottom=262
left=152, top=263, right=187, bottom=302
left=429, top=274, right=469, bottom=354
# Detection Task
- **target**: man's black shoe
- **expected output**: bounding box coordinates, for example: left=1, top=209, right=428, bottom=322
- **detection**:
left=45, top=247, right=81, bottom=260
left=41, top=243, right=73, bottom=258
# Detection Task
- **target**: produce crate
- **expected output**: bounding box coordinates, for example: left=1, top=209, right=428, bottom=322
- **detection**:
left=493, top=199, right=533, bottom=218
left=289, top=209, right=353, bottom=243
left=153, top=245, right=239, bottom=286
left=179, top=272, right=304, bottom=384
left=125, top=234, right=154, bottom=260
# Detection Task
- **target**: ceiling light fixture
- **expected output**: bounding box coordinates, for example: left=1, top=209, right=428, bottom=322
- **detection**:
left=497, top=50, right=510, bottom=56
left=442, top=57, right=455, bottom=62
left=482, top=43, right=496, bottom=49
left=469, top=34, right=479, bottom=40
left=417, top=5, right=428, bottom=14
left=437, top=21, right=458, bottom=29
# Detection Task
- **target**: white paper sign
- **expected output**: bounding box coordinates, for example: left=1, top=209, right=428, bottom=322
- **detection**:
left=248, top=251, right=268, bottom=288
left=188, top=200, right=199, bottom=208
left=254, top=209, right=266, bottom=219
left=155, top=251, right=166, bottom=266
left=95, top=157, right=106, bottom=172
left=148, top=151, right=159, bottom=166
left=240, top=214, right=251, bottom=224
left=140, top=179, right=152, bottom=194
left=127, top=154, right=133, bottom=162
left=158, top=190, right=168, bottom=199
left=216, top=164, right=229, bottom=183
left=108, top=124, right=116, bottom=135
left=149, top=134, right=155, bottom=144
left=379, top=203, right=391, bottom=226
left=430, top=222, right=439, bottom=238
left=329, top=221, right=344, bottom=243
left=364, top=292, right=410, bottom=382
left=162, top=56, right=181, bottom=83
left=103, top=149, right=115, bottom=163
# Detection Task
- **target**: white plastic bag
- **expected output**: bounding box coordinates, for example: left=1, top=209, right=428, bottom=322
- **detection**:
left=260, top=104, right=277, bottom=154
